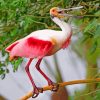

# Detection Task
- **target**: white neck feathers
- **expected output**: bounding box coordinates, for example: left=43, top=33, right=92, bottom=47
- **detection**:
left=52, top=17, right=72, bottom=35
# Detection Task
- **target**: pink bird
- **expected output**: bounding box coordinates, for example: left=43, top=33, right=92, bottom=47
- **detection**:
left=5, top=6, right=83, bottom=98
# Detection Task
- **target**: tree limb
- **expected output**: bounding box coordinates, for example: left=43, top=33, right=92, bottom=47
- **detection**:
left=19, top=78, right=100, bottom=100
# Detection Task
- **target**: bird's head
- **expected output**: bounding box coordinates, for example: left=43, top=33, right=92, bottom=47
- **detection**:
left=50, top=7, right=65, bottom=18
left=50, top=6, right=83, bottom=19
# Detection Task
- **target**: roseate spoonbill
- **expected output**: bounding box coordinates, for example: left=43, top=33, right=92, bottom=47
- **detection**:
left=5, top=6, right=83, bottom=98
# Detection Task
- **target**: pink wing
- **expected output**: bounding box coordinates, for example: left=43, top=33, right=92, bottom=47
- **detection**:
left=5, top=41, right=19, bottom=52
left=6, top=37, right=53, bottom=58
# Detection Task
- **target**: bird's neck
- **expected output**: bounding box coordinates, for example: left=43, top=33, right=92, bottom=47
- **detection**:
left=52, top=17, right=72, bottom=35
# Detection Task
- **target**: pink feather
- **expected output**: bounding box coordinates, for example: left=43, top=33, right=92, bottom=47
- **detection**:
left=6, top=37, right=53, bottom=59
left=6, top=41, right=19, bottom=52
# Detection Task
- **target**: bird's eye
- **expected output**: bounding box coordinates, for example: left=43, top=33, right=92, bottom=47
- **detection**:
left=52, top=10, right=55, bottom=12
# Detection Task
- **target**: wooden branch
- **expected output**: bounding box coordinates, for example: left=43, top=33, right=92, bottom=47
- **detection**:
left=19, top=78, right=100, bottom=100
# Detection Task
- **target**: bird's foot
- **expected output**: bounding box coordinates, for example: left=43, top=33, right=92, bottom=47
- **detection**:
left=32, top=87, right=43, bottom=98
left=48, top=81, right=59, bottom=92
left=51, top=83, right=59, bottom=92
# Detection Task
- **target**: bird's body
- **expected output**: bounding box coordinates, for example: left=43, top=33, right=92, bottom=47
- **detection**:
left=6, top=17, right=72, bottom=59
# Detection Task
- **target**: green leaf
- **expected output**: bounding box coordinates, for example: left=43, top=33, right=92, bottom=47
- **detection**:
left=10, top=28, right=18, bottom=36
left=11, top=58, right=23, bottom=72
left=81, top=35, right=88, bottom=43
left=84, top=19, right=97, bottom=33
left=90, top=41, right=97, bottom=54
left=94, top=25, right=100, bottom=38
left=0, top=68, right=5, bottom=75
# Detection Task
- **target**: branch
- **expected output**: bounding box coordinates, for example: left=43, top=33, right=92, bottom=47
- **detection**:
left=19, top=78, right=100, bottom=100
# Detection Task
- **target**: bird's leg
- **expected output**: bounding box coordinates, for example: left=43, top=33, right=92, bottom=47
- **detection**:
left=25, top=58, right=43, bottom=98
left=36, top=58, right=59, bottom=92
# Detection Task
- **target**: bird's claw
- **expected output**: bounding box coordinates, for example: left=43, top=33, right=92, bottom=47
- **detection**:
left=38, top=87, right=43, bottom=93
left=48, top=80, right=59, bottom=92
left=32, top=93, right=39, bottom=98
left=32, top=87, right=43, bottom=98
left=51, top=83, right=59, bottom=92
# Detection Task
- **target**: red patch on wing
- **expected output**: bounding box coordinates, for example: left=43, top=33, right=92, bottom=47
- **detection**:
left=27, top=37, right=53, bottom=57
left=27, top=37, right=52, bottom=48
left=5, top=42, right=19, bottom=52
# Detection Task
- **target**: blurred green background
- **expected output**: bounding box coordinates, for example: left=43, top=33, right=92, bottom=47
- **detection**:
left=0, top=0, right=100, bottom=100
